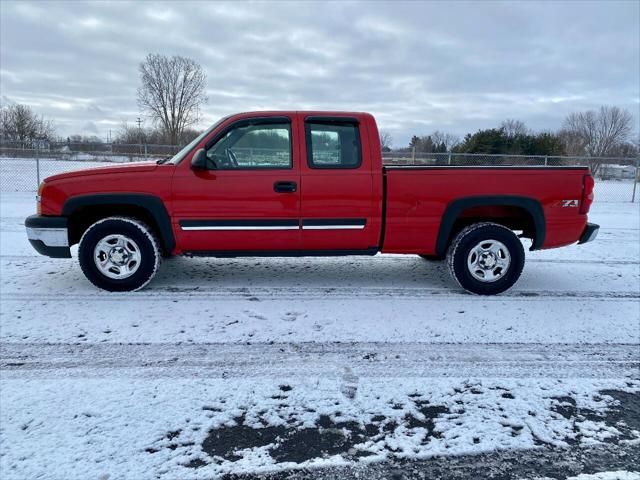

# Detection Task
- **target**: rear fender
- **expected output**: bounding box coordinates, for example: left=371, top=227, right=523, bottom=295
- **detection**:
left=435, top=195, right=545, bottom=256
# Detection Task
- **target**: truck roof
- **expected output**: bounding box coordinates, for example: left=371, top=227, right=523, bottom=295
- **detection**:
left=229, top=110, right=373, bottom=118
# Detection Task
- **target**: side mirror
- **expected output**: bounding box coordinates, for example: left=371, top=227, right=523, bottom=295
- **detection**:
left=191, top=148, right=208, bottom=170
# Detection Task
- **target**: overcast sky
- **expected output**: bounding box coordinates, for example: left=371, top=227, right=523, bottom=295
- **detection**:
left=1, top=0, right=638, bottom=146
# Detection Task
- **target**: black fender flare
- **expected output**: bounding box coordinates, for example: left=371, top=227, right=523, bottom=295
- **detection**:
left=62, top=193, right=175, bottom=251
left=435, top=195, right=545, bottom=256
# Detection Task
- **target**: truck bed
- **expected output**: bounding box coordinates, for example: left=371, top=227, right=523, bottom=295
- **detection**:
left=381, top=165, right=590, bottom=254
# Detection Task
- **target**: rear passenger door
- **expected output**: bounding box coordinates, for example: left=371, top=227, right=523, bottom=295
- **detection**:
left=299, top=116, right=378, bottom=251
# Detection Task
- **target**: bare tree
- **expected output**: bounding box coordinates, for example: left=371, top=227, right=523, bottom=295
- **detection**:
left=137, top=53, right=207, bottom=145
left=557, top=129, right=585, bottom=156
left=430, top=130, right=460, bottom=151
left=0, top=103, right=55, bottom=146
left=379, top=131, right=393, bottom=152
left=560, top=106, right=634, bottom=175
left=115, top=121, right=144, bottom=145
left=608, top=140, right=639, bottom=158
left=565, top=106, right=634, bottom=156
left=500, top=119, right=528, bottom=138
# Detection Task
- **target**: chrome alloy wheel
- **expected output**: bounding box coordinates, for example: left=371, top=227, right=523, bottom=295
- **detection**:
left=93, top=234, right=142, bottom=280
left=466, top=239, right=511, bottom=282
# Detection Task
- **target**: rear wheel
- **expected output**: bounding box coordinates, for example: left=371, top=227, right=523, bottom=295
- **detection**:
left=78, top=217, right=161, bottom=292
left=447, top=222, right=524, bottom=295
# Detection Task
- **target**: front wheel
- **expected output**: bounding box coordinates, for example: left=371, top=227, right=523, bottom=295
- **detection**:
left=447, top=222, right=524, bottom=295
left=78, top=217, right=161, bottom=292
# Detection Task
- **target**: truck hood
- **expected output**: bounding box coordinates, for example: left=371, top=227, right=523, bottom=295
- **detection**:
left=45, top=161, right=158, bottom=182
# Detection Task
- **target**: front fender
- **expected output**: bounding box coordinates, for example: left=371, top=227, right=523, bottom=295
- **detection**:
left=62, top=193, right=176, bottom=252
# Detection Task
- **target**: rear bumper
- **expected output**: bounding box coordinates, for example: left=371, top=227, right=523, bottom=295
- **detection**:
left=578, top=222, right=599, bottom=245
left=25, top=215, right=71, bottom=258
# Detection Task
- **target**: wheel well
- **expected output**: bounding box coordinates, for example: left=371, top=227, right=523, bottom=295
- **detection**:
left=67, top=205, right=166, bottom=253
left=445, top=205, right=537, bottom=252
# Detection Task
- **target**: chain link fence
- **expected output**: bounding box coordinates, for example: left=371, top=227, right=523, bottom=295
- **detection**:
left=0, top=140, right=182, bottom=158
left=1, top=144, right=638, bottom=202
left=0, top=144, right=168, bottom=193
left=382, top=152, right=639, bottom=202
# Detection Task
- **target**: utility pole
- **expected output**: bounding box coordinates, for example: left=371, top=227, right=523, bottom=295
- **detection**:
left=136, top=117, right=143, bottom=155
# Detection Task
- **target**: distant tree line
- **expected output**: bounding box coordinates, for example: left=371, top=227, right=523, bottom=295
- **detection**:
left=409, top=135, right=448, bottom=154
left=452, top=123, right=565, bottom=156
left=394, top=106, right=637, bottom=164
left=234, top=129, right=290, bottom=150
left=114, top=121, right=201, bottom=146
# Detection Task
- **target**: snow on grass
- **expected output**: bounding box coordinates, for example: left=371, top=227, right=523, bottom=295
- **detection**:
left=593, top=179, right=638, bottom=203
left=535, top=473, right=640, bottom=480
left=1, top=376, right=638, bottom=479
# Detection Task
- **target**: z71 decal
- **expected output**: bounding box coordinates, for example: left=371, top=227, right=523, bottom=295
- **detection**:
left=562, top=200, right=579, bottom=207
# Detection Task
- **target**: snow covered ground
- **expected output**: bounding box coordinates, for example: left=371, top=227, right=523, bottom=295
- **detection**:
left=0, top=191, right=638, bottom=479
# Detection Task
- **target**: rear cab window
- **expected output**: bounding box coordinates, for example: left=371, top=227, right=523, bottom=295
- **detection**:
left=305, top=119, right=362, bottom=169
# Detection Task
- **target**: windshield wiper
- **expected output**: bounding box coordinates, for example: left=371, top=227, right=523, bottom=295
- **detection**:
left=156, top=156, right=172, bottom=165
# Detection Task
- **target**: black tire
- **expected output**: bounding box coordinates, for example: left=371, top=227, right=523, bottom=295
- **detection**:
left=78, top=217, right=161, bottom=292
left=446, top=222, right=524, bottom=295
left=419, top=254, right=445, bottom=261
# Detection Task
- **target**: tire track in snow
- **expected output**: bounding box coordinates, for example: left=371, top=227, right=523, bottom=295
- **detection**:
left=2, top=342, right=638, bottom=379
left=1, top=287, right=638, bottom=302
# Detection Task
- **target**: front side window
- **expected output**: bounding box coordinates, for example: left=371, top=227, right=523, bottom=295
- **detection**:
left=306, top=122, right=361, bottom=169
left=206, top=122, right=291, bottom=169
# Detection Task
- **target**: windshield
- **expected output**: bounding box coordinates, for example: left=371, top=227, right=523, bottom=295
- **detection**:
left=164, top=115, right=231, bottom=165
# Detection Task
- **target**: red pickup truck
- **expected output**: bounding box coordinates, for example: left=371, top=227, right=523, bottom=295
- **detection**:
left=26, top=111, right=598, bottom=294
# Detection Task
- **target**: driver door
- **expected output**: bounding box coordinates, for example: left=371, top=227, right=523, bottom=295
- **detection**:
left=171, top=116, right=301, bottom=253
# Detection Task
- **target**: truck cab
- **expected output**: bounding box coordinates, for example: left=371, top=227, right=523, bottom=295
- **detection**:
left=170, top=112, right=383, bottom=255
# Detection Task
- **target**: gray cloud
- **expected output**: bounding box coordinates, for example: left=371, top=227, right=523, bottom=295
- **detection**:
left=1, top=0, right=638, bottom=146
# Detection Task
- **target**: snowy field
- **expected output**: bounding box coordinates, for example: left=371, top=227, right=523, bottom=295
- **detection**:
left=0, top=187, right=639, bottom=479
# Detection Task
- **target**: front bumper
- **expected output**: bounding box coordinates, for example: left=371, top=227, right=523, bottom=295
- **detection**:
left=578, top=222, right=600, bottom=245
left=25, top=215, right=71, bottom=258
